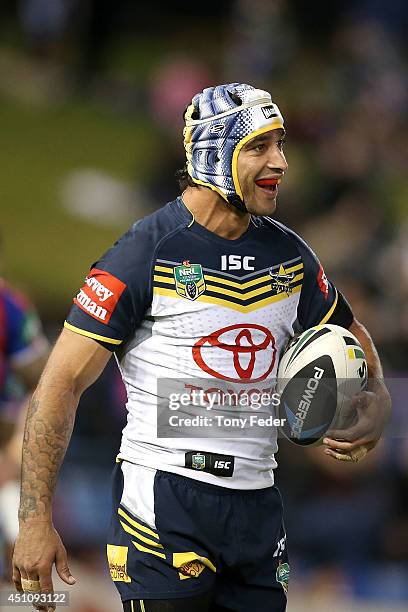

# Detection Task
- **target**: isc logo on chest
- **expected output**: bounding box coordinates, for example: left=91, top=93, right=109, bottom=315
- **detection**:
left=221, top=255, right=255, bottom=271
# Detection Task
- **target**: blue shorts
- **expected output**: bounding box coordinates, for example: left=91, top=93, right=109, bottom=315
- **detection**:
left=107, top=461, right=289, bottom=611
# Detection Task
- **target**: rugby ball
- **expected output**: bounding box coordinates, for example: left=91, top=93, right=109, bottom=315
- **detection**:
left=276, top=324, right=367, bottom=446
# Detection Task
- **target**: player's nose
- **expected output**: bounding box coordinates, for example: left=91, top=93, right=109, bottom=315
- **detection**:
left=266, top=146, right=288, bottom=173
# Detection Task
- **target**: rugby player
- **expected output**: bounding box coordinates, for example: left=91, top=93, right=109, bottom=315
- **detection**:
left=0, top=269, right=49, bottom=580
left=12, top=84, right=391, bottom=612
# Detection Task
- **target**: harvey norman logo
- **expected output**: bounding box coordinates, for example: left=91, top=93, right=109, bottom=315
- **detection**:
left=76, top=289, right=108, bottom=321
left=85, top=276, right=113, bottom=302
left=74, top=268, right=126, bottom=324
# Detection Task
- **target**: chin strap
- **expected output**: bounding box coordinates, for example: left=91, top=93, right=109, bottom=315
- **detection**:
left=227, top=193, right=248, bottom=213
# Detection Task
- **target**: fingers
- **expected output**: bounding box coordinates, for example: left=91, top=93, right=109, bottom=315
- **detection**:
left=36, top=568, right=54, bottom=594
left=324, top=445, right=368, bottom=463
left=21, top=573, right=46, bottom=612
left=12, top=563, right=23, bottom=592
left=351, top=446, right=369, bottom=462
left=25, top=573, right=43, bottom=611
left=324, top=448, right=354, bottom=462
left=20, top=569, right=54, bottom=612
left=37, top=569, right=55, bottom=610
left=12, top=529, right=74, bottom=612
left=55, top=545, right=76, bottom=586
left=323, top=436, right=369, bottom=452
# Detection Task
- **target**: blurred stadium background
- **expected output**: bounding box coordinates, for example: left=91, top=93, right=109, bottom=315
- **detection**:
left=0, top=1, right=407, bottom=610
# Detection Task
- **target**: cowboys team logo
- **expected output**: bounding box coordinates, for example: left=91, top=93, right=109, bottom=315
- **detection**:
left=269, top=264, right=295, bottom=296
left=174, top=261, right=205, bottom=301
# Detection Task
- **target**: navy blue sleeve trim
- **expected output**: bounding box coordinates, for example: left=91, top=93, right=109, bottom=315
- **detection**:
left=325, top=290, right=354, bottom=328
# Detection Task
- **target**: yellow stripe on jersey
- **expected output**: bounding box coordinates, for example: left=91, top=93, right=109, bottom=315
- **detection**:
left=118, top=508, right=160, bottom=539
left=204, top=282, right=270, bottom=300
left=154, top=274, right=303, bottom=301
left=64, top=321, right=122, bottom=345
left=203, top=272, right=268, bottom=289
left=154, top=262, right=303, bottom=291
left=154, top=265, right=174, bottom=274
left=132, top=540, right=166, bottom=559
left=207, top=272, right=303, bottom=299
left=119, top=521, right=164, bottom=548
left=154, top=284, right=302, bottom=313
left=319, top=288, right=338, bottom=325
left=154, top=274, right=175, bottom=285
left=153, top=275, right=302, bottom=301
left=282, top=262, right=304, bottom=274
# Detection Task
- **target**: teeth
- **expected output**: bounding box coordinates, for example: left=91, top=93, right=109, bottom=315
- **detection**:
left=257, top=183, right=275, bottom=190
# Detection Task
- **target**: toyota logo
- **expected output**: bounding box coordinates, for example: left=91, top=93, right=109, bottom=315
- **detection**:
left=192, top=324, right=276, bottom=382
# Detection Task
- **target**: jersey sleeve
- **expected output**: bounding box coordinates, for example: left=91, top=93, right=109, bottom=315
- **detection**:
left=296, top=237, right=354, bottom=331
left=65, top=222, right=153, bottom=350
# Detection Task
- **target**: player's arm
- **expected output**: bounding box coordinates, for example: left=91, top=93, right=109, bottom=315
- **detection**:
left=323, top=318, right=391, bottom=462
left=12, top=328, right=111, bottom=596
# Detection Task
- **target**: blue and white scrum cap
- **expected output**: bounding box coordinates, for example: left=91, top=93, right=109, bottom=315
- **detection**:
left=183, top=83, right=284, bottom=211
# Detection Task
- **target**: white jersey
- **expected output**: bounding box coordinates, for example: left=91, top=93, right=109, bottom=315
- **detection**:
left=65, top=198, right=351, bottom=488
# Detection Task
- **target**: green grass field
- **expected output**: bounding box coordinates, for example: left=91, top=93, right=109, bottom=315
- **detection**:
left=1, top=95, right=156, bottom=317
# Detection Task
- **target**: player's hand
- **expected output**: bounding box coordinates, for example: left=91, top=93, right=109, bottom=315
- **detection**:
left=323, top=385, right=391, bottom=463
left=12, top=520, right=75, bottom=611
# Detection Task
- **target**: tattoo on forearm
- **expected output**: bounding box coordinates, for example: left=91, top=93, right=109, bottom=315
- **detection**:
left=19, top=387, right=76, bottom=521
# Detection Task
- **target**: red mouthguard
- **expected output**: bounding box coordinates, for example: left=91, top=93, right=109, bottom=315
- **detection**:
left=255, top=178, right=280, bottom=187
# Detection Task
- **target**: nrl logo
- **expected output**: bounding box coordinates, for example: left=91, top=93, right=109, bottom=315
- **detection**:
left=276, top=561, right=290, bottom=593
left=269, top=264, right=295, bottom=296
left=191, top=453, right=206, bottom=470
left=174, top=261, right=205, bottom=301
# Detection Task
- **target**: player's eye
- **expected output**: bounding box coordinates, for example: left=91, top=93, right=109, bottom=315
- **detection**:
left=277, top=139, right=286, bottom=151
left=253, top=143, right=266, bottom=152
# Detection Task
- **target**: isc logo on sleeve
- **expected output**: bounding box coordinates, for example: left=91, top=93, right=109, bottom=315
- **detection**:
left=74, top=268, right=126, bottom=323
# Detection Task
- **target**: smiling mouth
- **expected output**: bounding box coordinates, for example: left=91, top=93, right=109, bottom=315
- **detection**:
left=255, top=178, right=281, bottom=192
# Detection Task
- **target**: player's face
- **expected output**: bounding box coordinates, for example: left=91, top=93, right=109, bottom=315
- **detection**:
left=236, top=128, right=287, bottom=216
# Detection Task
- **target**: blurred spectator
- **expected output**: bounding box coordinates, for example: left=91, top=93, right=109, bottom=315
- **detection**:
left=0, top=237, right=49, bottom=582
left=18, top=0, right=73, bottom=57
left=143, top=56, right=212, bottom=203
left=224, top=0, right=297, bottom=83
